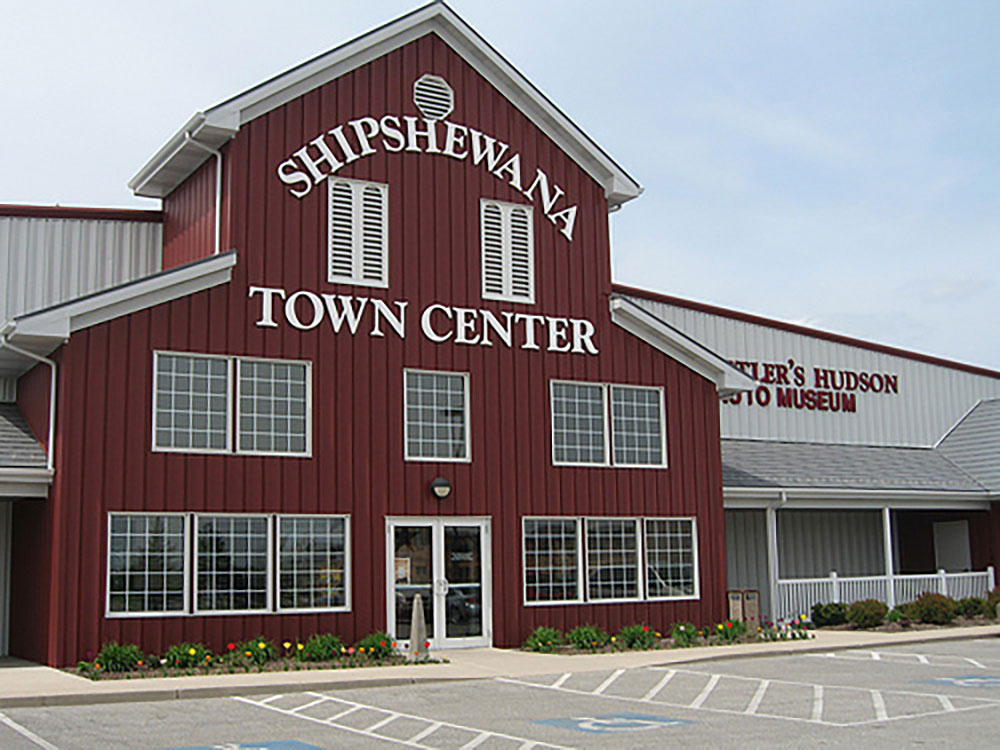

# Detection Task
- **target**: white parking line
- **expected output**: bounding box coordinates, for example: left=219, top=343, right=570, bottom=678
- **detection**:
left=689, top=674, right=720, bottom=709
left=0, top=713, right=59, bottom=750
left=811, top=685, right=824, bottom=722
left=593, top=669, right=625, bottom=695
left=497, top=666, right=1000, bottom=728
left=810, top=651, right=1000, bottom=669
left=235, top=692, right=578, bottom=750
left=551, top=672, right=572, bottom=689
left=744, top=680, right=770, bottom=715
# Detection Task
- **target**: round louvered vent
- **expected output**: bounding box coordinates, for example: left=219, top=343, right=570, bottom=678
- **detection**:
left=413, top=74, right=454, bottom=121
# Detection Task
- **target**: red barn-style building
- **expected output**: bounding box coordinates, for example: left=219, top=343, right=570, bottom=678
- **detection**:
left=1, top=3, right=752, bottom=665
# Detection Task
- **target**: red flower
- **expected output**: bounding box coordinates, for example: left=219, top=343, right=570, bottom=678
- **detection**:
left=379, top=640, right=386, bottom=647
left=424, top=641, right=430, bottom=648
left=642, top=625, right=649, bottom=632
left=227, top=642, right=236, bottom=651
left=727, top=622, right=733, bottom=629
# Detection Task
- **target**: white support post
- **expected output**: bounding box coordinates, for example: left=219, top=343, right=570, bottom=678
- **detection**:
left=882, top=506, right=896, bottom=609
left=988, top=565, right=996, bottom=592
left=938, top=568, right=948, bottom=595
left=830, top=571, right=840, bottom=603
left=766, top=503, right=780, bottom=622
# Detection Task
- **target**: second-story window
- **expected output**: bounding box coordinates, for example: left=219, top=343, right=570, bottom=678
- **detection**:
left=328, top=178, right=388, bottom=287
left=481, top=199, right=534, bottom=304
left=404, top=369, right=470, bottom=461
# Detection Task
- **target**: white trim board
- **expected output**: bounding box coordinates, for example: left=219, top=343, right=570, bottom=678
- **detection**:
left=129, top=2, right=642, bottom=207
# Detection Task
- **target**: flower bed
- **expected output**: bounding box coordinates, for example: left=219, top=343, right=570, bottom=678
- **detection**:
left=72, top=631, right=442, bottom=681
left=521, top=617, right=813, bottom=655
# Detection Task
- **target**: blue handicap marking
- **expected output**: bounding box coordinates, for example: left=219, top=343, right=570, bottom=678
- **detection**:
left=921, top=675, right=1000, bottom=689
left=160, top=742, right=323, bottom=750
left=536, top=712, right=695, bottom=734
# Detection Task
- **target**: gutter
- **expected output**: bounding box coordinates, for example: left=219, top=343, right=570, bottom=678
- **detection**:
left=183, top=130, right=223, bottom=256
left=0, top=321, right=57, bottom=473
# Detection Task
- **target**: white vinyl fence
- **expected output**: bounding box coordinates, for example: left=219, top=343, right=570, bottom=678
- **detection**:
left=775, top=567, right=996, bottom=623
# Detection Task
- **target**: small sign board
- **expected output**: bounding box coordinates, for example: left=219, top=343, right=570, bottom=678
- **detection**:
left=535, top=712, right=695, bottom=734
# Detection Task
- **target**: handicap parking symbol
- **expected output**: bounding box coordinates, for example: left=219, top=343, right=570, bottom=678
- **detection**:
left=921, top=675, right=1000, bottom=689
left=536, top=712, right=695, bottom=734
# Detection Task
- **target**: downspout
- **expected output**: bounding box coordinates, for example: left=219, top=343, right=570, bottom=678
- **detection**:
left=183, top=131, right=223, bottom=255
left=0, top=323, right=57, bottom=473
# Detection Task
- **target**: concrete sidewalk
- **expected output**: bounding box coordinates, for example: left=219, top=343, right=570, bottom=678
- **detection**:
left=1, top=624, right=998, bottom=708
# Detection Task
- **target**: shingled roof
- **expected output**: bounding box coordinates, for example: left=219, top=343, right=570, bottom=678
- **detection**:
left=937, top=398, right=1000, bottom=492
left=722, top=438, right=985, bottom=492
left=0, top=404, right=46, bottom=468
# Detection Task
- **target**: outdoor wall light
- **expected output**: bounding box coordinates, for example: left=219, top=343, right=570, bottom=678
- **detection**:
left=430, top=477, right=452, bottom=499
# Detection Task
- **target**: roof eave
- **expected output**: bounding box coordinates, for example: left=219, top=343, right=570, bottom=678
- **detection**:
left=609, top=295, right=755, bottom=396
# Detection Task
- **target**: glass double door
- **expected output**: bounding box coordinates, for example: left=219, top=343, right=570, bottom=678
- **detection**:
left=387, top=517, right=491, bottom=649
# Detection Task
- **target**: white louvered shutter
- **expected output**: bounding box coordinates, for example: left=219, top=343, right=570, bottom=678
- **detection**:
left=327, top=179, right=388, bottom=287
left=480, top=200, right=535, bottom=304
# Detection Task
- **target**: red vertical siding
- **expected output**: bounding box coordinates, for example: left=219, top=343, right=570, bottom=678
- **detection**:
left=31, top=34, right=727, bottom=665
left=162, top=159, right=218, bottom=269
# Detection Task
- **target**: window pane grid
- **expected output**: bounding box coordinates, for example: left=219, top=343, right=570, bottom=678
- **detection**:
left=523, top=519, right=579, bottom=603
left=611, top=386, right=663, bottom=465
left=278, top=516, right=347, bottom=610
left=586, top=519, right=639, bottom=600
left=154, top=354, right=229, bottom=451
left=552, top=382, right=605, bottom=464
left=196, top=516, right=269, bottom=612
left=108, top=514, right=186, bottom=614
left=405, top=371, right=468, bottom=459
left=645, top=519, right=697, bottom=598
left=238, top=360, right=309, bottom=454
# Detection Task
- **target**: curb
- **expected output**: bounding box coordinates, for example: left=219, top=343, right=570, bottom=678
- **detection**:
left=2, top=627, right=997, bottom=709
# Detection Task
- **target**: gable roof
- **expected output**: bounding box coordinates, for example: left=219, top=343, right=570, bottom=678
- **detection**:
left=937, top=398, right=1000, bottom=492
left=609, top=294, right=756, bottom=397
left=129, top=2, right=642, bottom=208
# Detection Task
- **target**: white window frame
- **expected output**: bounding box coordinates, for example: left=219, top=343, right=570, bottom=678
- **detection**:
left=522, top=515, right=699, bottom=606
left=403, top=368, right=472, bottom=463
left=153, top=352, right=312, bottom=458
left=521, top=516, right=583, bottom=606
left=609, top=384, right=668, bottom=468
left=105, top=512, right=190, bottom=619
left=550, top=381, right=667, bottom=469
left=328, top=177, right=389, bottom=288
left=275, top=514, right=352, bottom=614
left=234, top=356, right=313, bottom=458
left=152, top=351, right=233, bottom=455
left=480, top=198, right=535, bottom=304
left=644, top=517, right=700, bottom=602
left=193, top=513, right=273, bottom=616
left=584, top=517, right=644, bottom=604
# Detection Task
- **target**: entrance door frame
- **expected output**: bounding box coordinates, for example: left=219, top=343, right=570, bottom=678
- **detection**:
left=0, top=501, right=10, bottom=656
left=385, top=516, right=492, bottom=649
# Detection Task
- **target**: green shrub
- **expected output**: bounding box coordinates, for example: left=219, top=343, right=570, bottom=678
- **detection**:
left=95, top=642, right=145, bottom=673
left=670, top=621, right=698, bottom=648
left=523, top=626, right=564, bottom=653
left=811, top=602, right=848, bottom=627
left=886, top=606, right=908, bottom=623
left=713, top=619, right=747, bottom=644
left=846, top=599, right=888, bottom=629
left=987, top=587, right=1000, bottom=619
left=298, top=633, right=345, bottom=661
left=162, top=642, right=212, bottom=669
left=235, top=636, right=276, bottom=665
left=356, top=630, right=394, bottom=659
left=956, top=596, right=988, bottom=618
left=912, top=592, right=958, bottom=625
left=617, top=623, right=659, bottom=650
left=567, top=624, right=610, bottom=651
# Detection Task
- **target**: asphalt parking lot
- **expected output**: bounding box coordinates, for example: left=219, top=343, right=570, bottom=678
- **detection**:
left=2, top=638, right=999, bottom=749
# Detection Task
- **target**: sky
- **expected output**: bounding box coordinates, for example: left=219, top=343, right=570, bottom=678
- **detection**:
left=2, top=1, right=997, bottom=369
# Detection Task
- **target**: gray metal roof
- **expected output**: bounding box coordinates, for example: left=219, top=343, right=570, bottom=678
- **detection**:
left=0, top=404, right=46, bottom=468
left=722, top=439, right=985, bottom=492
left=937, top=398, right=1000, bottom=491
